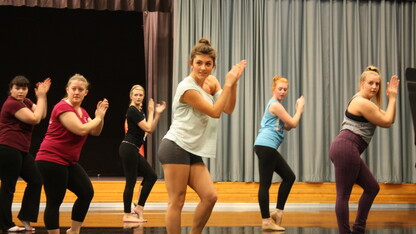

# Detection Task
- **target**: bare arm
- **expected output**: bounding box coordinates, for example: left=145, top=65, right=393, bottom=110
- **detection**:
left=270, top=96, right=305, bottom=131
left=137, top=99, right=155, bottom=132
left=15, top=78, right=51, bottom=125
left=223, top=83, right=238, bottom=114
left=60, top=99, right=109, bottom=136
left=148, top=101, right=166, bottom=133
left=203, top=75, right=237, bottom=114
left=223, top=61, right=246, bottom=114
left=181, top=87, right=231, bottom=118
left=352, top=76, right=399, bottom=128
left=353, top=98, right=396, bottom=128
left=59, top=112, right=103, bottom=136
left=89, top=116, right=105, bottom=136
left=90, top=99, right=109, bottom=136
left=181, top=60, right=246, bottom=118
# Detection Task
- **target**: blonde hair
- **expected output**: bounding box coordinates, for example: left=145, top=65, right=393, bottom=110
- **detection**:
left=272, top=75, right=289, bottom=93
left=129, top=84, right=145, bottom=106
left=64, top=74, right=89, bottom=99
left=67, top=74, right=90, bottom=89
left=189, top=38, right=217, bottom=67
left=360, top=66, right=382, bottom=107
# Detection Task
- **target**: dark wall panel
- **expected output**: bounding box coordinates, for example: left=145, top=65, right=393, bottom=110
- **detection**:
left=0, top=6, right=145, bottom=176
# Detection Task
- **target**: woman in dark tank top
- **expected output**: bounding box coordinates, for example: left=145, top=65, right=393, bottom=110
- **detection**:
left=329, top=66, right=399, bottom=234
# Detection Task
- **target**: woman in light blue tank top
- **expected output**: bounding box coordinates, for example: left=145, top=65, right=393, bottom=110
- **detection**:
left=253, top=76, right=305, bottom=231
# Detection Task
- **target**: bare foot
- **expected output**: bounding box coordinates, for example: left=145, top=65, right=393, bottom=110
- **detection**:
left=123, top=222, right=144, bottom=229
left=66, top=228, right=79, bottom=234
left=19, top=220, right=35, bottom=231
left=132, top=206, right=147, bottom=222
left=123, top=213, right=147, bottom=223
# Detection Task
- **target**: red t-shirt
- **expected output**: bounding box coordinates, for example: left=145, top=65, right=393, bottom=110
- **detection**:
left=0, top=96, right=34, bottom=152
left=36, top=100, right=90, bottom=166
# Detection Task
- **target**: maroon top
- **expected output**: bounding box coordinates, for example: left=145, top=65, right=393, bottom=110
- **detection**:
left=36, top=100, right=90, bottom=166
left=0, top=96, right=34, bottom=152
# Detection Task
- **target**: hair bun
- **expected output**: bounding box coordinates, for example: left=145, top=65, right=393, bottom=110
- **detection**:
left=273, top=75, right=282, bottom=82
left=365, top=65, right=380, bottom=74
left=198, top=38, right=211, bottom=46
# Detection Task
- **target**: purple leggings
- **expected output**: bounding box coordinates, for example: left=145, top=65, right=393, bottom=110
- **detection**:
left=329, top=130, right=380, bottom=234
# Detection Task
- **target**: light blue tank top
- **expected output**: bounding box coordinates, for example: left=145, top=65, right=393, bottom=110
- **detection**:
left=254, top=99, right=285, bottom=149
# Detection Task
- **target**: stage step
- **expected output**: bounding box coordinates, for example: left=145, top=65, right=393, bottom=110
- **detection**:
left=12, top=179, right=416, bottom=204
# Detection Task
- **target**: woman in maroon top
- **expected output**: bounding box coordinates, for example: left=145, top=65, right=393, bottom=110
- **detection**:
left=0, top=75, right=51, bottom=232
left=36, top=74, right=109, bottom=234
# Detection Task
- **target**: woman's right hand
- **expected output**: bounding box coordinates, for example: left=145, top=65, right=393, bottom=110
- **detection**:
left=225, top=60, right=247, bottom=86
left=147, top=98, right=155, bottom=113
left=386, top=75, right=400, bottom=99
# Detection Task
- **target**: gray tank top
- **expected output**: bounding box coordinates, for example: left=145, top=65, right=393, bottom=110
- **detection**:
left=340, top=94, right=376, bottom=144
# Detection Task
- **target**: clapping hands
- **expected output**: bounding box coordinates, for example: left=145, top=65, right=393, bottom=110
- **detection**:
left=95, top=98, right=109, bottom=119
left=386, top=75, right=400, bottom=98
left=225, top=60, right=247, bottom=86
left=155, top=101, right=167, bottom=114
left=35, top=77, right=52, bottom=97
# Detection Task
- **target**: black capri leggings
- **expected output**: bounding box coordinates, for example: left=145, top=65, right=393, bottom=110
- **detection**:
left=254, top=145, right=296, bottom=218
left=119, top=142, right=157, bottom=213
left=36, top=160, right=94, bottom=230
left=0, top=145, right=42, bottom=230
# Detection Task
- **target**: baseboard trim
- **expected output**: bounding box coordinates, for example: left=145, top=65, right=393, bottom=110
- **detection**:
left=11, top=202, right=416, bottom=212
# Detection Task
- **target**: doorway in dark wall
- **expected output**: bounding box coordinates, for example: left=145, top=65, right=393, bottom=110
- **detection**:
left=0, top=6, right=145, bottom=176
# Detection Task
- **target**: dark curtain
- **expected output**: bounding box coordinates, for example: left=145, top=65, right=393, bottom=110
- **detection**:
left=0, top=0, right=173, bottom=177
left=0, top=0, right=171, bottom=12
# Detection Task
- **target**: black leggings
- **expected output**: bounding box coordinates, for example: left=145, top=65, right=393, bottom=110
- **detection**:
left=36, top=160, right=94, bottom=230
left=0, top=145, right=42, bottom=230
left=119, top=142, right=157, bottom=213
left=254, top=145, right=296, bottom=218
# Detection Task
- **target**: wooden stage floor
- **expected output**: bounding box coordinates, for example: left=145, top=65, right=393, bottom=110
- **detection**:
left=10, top=209, right=416, bottom=233
left=10, top=178, right=416, bottom=233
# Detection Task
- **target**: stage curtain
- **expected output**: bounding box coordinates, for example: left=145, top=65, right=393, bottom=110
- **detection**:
left=143, top=11, right=172, bottom=175
left=0, top=0, right=173, bottom=176
left=0, top=0, right=171, bottom=12
left=172, top=0, right=416, bottom=183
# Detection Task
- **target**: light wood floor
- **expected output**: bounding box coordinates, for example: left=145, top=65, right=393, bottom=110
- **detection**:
left=9, top=179, right=416, bottom=233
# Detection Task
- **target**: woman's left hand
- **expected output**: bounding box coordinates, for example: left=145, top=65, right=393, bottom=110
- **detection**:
left=35, top=77, right=52, bottom=97
left=95, top=98, right=109, bottom=119
left=155, top=101, right=167, bottom=114
left=386, top=75, right=400, bottom=99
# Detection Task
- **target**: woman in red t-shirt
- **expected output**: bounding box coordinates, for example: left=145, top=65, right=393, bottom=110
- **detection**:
left=0, top=75, right=51, bottom=232
left=36, top=74, right=109, bottom=234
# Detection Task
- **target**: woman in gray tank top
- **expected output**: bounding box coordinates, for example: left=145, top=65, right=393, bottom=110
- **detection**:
left=329, top=66, right=399, bottom=234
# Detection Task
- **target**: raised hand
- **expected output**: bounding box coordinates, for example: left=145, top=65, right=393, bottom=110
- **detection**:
left=35, top=77, right=52, bottom=97
left=95, top=98, right=109, bottom=119
left=225, top=60, right=247, bottom=86
left=155, top=101, right=167, bottom=114
left=386, top=75, right=400, bottom=99
left=295, top=96, right=305, bottom=113
left=148, top=98, right=155, bottom=113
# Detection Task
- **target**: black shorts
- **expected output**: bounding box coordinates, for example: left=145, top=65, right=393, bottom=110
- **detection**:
left=157, top=139, right=204, bottom=165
